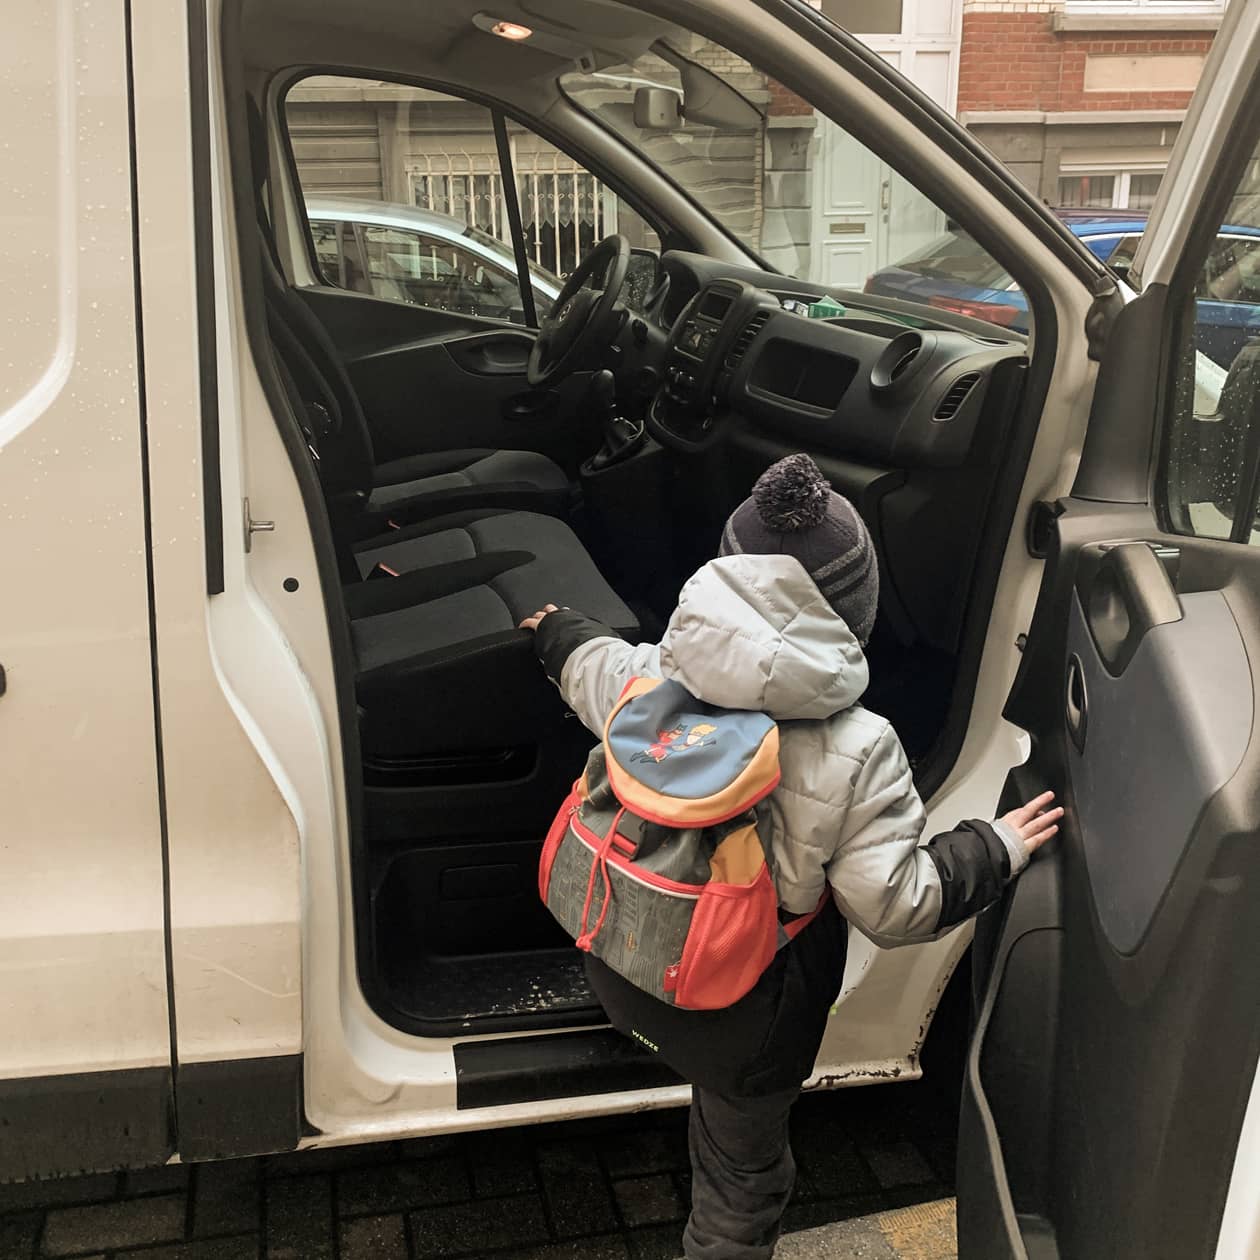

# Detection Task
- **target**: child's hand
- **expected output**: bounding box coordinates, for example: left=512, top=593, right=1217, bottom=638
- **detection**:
left=1000, top=790, right=1063, bottom=855
left=520, top=604, right=560, bottom=631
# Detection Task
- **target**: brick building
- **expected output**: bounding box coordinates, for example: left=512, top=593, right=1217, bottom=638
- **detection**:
left=957, top=0, right=1227, bottom=209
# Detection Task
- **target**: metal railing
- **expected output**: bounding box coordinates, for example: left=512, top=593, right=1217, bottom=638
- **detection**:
left=408, top=148, right=614, bottom=276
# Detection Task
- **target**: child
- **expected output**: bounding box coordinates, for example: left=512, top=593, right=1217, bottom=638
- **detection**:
left=520, top=453, right=1060, bottom=1260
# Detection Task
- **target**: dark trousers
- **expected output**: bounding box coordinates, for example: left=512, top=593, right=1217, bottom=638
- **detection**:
left=586, top=902, right=848, bottom=1259
left=684, top=1084, right=800, bottom=1259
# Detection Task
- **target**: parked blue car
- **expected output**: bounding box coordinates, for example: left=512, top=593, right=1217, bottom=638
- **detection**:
left=866, top=209, right=1260, bottom=367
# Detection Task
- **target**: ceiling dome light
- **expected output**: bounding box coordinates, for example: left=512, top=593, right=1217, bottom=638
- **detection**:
left=490, top=20, right=533, bottom=39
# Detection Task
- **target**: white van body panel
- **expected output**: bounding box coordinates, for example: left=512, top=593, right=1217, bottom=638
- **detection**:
left=130, top=2, right=307, bottom=1069
left=0, top=0, right=169, bottom=1084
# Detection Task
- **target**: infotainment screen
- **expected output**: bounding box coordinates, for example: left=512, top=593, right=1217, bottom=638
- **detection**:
left=698, top=289, right=733, bottom=323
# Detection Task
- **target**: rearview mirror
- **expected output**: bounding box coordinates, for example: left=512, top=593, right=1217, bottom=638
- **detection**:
left=634, top=87, right=683, bottom=130
left=634, top=42, right=765, bottom=132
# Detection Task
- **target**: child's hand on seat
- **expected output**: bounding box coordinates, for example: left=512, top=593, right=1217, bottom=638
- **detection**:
left=1000, top=791, right=1063, bottom=854
left=520, top=604, right=560, bottom=631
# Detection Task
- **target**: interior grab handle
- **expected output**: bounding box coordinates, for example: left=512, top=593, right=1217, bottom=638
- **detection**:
left=1082, top=542, right=1182, bottom=677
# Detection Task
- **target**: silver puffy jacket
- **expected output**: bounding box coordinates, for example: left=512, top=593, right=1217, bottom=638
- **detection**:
left=553, top=554, right=1028, bottom=948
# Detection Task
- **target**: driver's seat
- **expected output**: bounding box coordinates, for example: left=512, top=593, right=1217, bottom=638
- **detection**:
left=264, top=254, right=570, bottom=528
left=369, top=446, right=568, bottom=521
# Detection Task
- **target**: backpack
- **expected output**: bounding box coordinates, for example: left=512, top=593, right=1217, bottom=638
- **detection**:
left=538, top=677, right=821, bottom=1010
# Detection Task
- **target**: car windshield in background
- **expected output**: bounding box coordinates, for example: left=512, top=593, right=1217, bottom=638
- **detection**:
left=463, top=222, right=562, bottom=289
left=1200, top=234, right=1260, bottom=303
left=886, top=229, right=1014, bottom=288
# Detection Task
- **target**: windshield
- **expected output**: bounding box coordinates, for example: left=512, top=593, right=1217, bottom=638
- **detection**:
left=559, top=36, right=1030, bottom=334
left=563, top=45, right=769, bottom=264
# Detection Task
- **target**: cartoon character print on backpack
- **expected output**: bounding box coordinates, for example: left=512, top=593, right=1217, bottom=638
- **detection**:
left=632, top=721, right=718, bottom=765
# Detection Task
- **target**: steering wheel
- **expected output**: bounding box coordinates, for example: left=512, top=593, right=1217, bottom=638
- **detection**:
left=527, top=234, right=631, bottom=388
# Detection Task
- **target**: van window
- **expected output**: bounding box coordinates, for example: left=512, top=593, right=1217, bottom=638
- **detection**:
left=1160, top=147, right=1260, bottom=543
left=284, top=77, right=657, bottom=325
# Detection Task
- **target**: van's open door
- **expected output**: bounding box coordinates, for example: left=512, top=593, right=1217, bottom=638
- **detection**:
left=955, top=6, right=1260, bottom=1257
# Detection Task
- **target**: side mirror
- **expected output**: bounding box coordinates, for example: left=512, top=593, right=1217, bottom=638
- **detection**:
left=623, top=249, right=662, bottom=315
left=634, top=87, right=683, bottom=130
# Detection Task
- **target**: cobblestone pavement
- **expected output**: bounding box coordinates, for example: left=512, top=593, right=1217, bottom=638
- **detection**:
left=0, top=1077, right=959, bottom=1260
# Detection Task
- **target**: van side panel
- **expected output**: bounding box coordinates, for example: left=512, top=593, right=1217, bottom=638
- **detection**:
left=0, top=0, right=171, bottom=1174
left=131, top=1, right=305, bottom=1158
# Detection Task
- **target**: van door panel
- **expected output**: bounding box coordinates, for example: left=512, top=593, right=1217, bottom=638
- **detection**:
left=297, top=286, right=592, bottom=468
left=958, top=512, right=1260, bottom=1260
left=0, top=0, right=172, bottom=1178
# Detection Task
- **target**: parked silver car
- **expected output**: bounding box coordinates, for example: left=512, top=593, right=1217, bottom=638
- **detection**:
left=307, top=196, right=563, bottom=323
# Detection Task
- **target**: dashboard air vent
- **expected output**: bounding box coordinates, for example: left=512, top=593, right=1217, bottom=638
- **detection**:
left=888, top=344, right=920, bottom=382
left=725, top=311, right=771, bottom=368
left=870, top=330, right=928, bottom=393
left=935, top=372, right=981, bottom=420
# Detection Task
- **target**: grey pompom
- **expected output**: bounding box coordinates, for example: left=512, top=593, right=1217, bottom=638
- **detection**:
left=752, top=454, right=830, bottom=532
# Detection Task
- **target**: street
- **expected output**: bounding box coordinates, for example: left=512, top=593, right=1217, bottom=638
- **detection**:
left=0, top=1075, right=958, bottom=1260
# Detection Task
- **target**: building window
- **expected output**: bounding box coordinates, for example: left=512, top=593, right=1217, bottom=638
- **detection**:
left=1058, top=168, right=1165, bottom=211
left=820, top=0, right=904, bottom=35
left=1065, top=0, right=1224, bottom=12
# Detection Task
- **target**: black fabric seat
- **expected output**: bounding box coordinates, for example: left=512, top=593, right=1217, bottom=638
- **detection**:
left=259, top=245, right=639, bottom=761
left=262, top=250, right=569, bottom=529
left=369, top=448, right=568, bottom=520
left=343, top=511, right=638, bottom=758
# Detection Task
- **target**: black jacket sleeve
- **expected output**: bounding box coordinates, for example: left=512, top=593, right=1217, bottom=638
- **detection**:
left=533, top=609, right=619, bottom=685
left=923, top=819, right=1012, bottom=930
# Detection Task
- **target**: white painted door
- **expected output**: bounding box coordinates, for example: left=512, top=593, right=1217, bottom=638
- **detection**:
left=863, top=0, right=961, bottom=116
left=810, top=0, right=960, bottom=284
left=812, top=126, right=887, bottom=288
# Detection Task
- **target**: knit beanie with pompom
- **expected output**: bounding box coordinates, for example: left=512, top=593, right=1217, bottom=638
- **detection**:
left=719, top=453, right=879, bottom=644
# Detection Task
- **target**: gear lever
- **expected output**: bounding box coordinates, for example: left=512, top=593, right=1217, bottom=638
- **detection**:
left=588, top=369, right=645, bottom=471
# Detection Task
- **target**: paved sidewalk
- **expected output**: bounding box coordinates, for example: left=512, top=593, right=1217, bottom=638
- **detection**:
left=0, top=1080, right=959, bottom=1259
left=779, top=1199, right=957, bottom=1260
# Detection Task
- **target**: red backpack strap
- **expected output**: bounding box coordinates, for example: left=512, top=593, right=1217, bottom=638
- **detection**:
left=780, top=892, right=830, bottom=945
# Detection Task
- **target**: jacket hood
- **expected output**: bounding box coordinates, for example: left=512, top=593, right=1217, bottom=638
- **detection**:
left=659, top=554, right=869, bottom=721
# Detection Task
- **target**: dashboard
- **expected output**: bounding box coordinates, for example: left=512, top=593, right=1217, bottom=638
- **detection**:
left=643, top=251, right=1027, bottom=470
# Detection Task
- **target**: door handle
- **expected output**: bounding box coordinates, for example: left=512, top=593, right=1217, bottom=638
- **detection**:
left=444, top=331, right=533, bottom=377
left=1080, top=542, right=1182, bottom=677
left=1066, top=653, right=1088, bottom=752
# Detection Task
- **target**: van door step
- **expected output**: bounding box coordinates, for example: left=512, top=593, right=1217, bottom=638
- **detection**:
left=454, top=1027, right=684, bottom=1110
left=379, top=947, right=607, bottom=1038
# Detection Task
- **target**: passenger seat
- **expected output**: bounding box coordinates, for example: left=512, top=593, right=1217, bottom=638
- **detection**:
left=262, top=249, right=639, bottom=761
left=345, top=510, right=638, bottom=758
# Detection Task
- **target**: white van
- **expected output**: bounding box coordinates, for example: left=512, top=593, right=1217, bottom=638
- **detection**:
left=3, top=2, right=1260, bottom=1255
